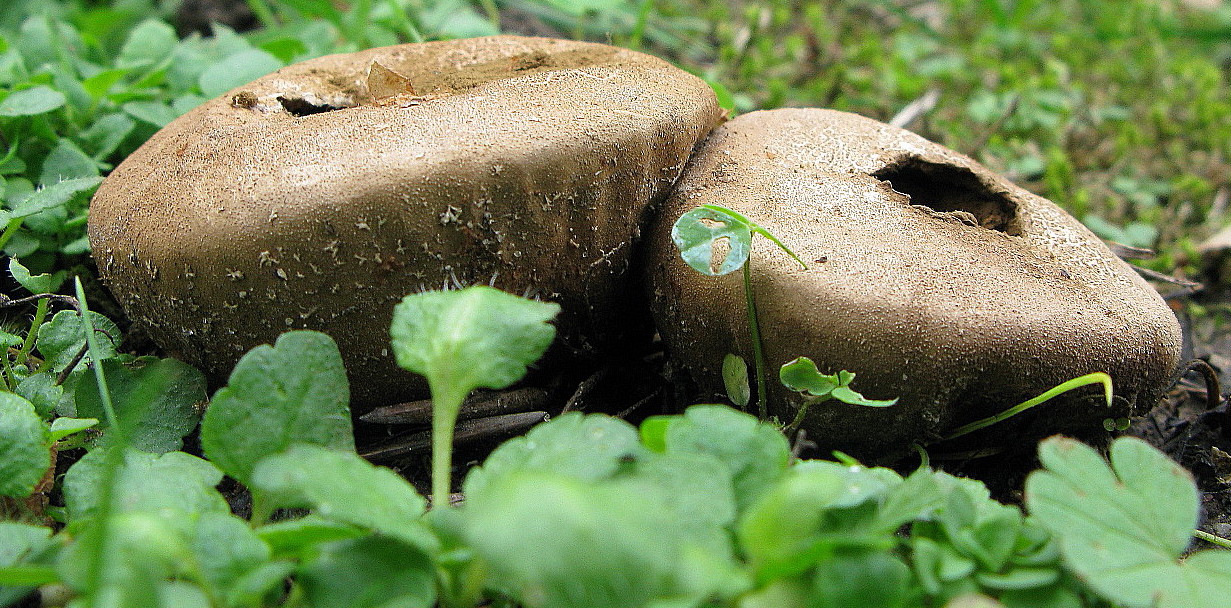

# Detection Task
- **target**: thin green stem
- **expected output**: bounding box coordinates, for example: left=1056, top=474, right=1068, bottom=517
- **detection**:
left=476, top=0, right=500, bottom=31
left=245, top=0, right=280, bottom=29
left=0, top=217, right=25, bottom=252
left=942, top=372, right=1113, bottom=441
left=431, top=384, right=465, bottom=509
left=74, top=278, right=124, bottom=608
left=744, top=261, right=769, bottom=420
left=1195, top=529, right=1231, bottom=549
left=1, top=347, right=16, bottom=391
left=77, top=281, right=118, bottom=430
left=17, top=296, right=49, bottom=371
left=783, top=396, right=823, bottom=436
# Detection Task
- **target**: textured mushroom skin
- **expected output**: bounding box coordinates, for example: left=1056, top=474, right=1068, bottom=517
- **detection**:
left=89, top=36, right=722, bottom=408
left=646, top=108, right=1182, bottom=457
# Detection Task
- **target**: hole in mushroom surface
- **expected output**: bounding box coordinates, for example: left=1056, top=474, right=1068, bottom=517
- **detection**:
left=277, top=96, right=348, bottom=116
left=873, top=158, right=1022, bottom=236
left=711, top=236, right=732, bottom=274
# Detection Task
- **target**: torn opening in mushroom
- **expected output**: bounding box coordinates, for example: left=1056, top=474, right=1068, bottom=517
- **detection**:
left=276, top=96, right=349, bottom=116
left=873, top=157, right=1022, bottom=236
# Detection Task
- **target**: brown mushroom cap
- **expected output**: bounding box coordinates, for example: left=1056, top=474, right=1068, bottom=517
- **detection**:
left=89, top=36, right=722, bottom=408
left=645, top=108, right=1182, bottom=457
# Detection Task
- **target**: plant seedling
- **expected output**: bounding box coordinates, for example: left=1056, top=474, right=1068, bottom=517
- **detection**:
left=672, top=203, right=806, bottom=418
left=779, top=356, right=898, bottom=433
left=389, top=285, right=559, bottom=507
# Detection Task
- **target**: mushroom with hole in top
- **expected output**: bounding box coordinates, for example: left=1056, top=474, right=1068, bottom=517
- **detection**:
left=88, top=35, right=723, bottom=409
left=645, top=108, right=1183, bottom=458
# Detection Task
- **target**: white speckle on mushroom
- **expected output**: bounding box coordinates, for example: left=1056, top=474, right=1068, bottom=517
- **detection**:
left=440, top=205, right=462, bottom=224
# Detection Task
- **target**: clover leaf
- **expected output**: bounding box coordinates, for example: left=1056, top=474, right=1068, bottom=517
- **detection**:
left=1025, top=436, right=1231, bottom=608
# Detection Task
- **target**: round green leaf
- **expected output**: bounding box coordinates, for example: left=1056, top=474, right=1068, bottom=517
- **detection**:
left=462, top=412, right=642, bottom=498
left=663, top=405, right=791, bottom=513
left=200, top=330, right=353, bottom=486
left=463, top=472, right=687, bottom=608
left=390, top=286, right=559, bottom=404
left=0, top=86, right=66, bottom=117
left=671, top=206, right=752, bottom=276
left=35, top=309, right=120, bottom=373
left=117, top=19, right=177, bottom=68
left=62, top=449, right=227, bottom=522
left=723, top=353, right=751, bottom=407
left=74, top=357, right=205, bottom=453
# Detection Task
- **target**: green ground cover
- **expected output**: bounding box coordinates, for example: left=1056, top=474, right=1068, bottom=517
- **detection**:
left=2, top=1, right=1230, bottom=607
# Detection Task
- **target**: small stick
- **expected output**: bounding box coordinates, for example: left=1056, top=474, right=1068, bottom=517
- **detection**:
left=889, top=88, right=940, bottom=129
left=361, top=387, right=550, bottom=425
left=361, top=411, right=548, bottom=460
left=561, top=368, right=610, bottom=414
left=0, top=292, right=80, bottom=311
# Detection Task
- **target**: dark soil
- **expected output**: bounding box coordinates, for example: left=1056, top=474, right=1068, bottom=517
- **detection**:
left=351, top=292, right=1231, bottom=546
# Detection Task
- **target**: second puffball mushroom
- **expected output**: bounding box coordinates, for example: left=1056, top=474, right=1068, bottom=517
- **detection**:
left=645, top=108, right=1183, bottom=456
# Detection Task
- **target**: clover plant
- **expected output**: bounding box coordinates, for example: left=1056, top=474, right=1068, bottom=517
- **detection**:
left=0, top=286, right=1228, bottom=607
left=672, top=203, right=806, bottom=418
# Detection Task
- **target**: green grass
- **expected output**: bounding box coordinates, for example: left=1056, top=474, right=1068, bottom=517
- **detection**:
left=3, top=0, right=1229, bottom=279
left=651, top=0, right=1231, bottom=275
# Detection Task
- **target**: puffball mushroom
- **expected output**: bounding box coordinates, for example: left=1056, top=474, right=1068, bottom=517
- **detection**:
left=88, top=36, right=722, bottom=408
left=646, top=108, right=1182, bottom=456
